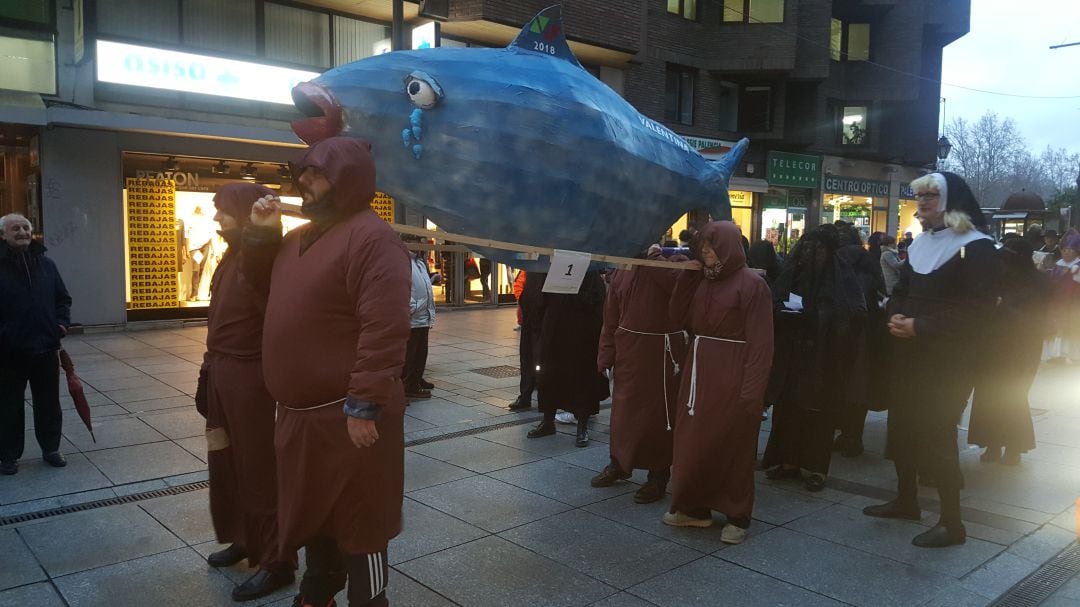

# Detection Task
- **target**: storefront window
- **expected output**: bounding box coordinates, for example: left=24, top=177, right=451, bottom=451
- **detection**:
left=761, top=190, right=806, bottom=255
left=122, top=152, right=307, bottom=318
left=897, top=198, right=923, bottom=240
left=822, top=194, right=885, bottom=242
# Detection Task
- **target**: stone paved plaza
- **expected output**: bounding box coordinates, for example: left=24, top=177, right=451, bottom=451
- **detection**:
left=0, top=307, right=1077, bottom=606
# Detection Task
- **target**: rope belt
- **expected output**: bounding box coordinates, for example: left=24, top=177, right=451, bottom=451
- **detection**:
left=616, top=327, right=688, bottom=431
left=279, top=397, right=346, bottom=412
left=685, top=335, right=747, bottom=418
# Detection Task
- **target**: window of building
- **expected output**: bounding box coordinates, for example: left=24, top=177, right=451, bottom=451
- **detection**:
left=333, top=15, right=391, bottom=65
left=664, top=64, right=695, bottom=125
left=723, top=0, right=784, bottom=23
left=98, top=0, right=180, bottom=44
left=667, top=0, right=697, bottom=20
left=717, top=81, right=739, bottom=132
left=181, top=0, right=256, bottom=57
left=738, top=86, right=772, bottom=131
left=830, top=19, right=871, bottom=61
left=839, top=105, right=869, bottom=145
left=264, top=2, right=331, bottom=68
left=0, top=0, right=53, bottom=27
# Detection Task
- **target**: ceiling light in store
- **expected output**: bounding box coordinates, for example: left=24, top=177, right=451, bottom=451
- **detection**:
left=240, top=163, right=258, bottom=181
left=211, top=160, right=229, bottom=175
left=163, top=156, right=179, bottom=171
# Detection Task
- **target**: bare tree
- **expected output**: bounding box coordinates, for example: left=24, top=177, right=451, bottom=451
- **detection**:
left=944, top=112, right=1027, bottom=207
left=1039, top=146, right=1080, bottom=194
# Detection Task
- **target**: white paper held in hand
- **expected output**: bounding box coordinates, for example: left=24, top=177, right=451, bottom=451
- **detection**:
left=784, top=292, right=803, bottom=311
left=542, top=249, right=592, bottom=294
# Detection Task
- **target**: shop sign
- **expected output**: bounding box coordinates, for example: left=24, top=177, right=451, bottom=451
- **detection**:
left=899, top=183, right=915, bottom=199
left=729, top=190, right=750, bottom=207
left=823, top=176, right=890, bottom=197
left=126, top=178, right=179, bottom=310
left=682, top=135, right=737, bottom=156
left=767, top=152, right=820, bottom=188
left=412, top=22, right=436, bottom=50
left=96, top=40, right=319, bottom=105
left=372, top=192, right=395, bottom=223
left=134, top=170, right=206, bottom=190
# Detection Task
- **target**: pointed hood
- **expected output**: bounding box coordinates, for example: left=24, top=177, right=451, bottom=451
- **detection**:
left=699, top=221, right=746, bottom=280
left=290, top=136, right=377, bottom=218
left=213, top=183, right=276, bottom=226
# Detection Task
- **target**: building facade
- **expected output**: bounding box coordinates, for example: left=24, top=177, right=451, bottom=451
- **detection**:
left=0, top=0, right=968, bottom=326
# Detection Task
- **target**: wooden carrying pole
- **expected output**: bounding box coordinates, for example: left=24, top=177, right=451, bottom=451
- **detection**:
left=388, top=223, right=700, bottom=270
left=277, top=199, right=698, bottom=270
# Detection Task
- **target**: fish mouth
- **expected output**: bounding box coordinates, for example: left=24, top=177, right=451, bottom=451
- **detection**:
left=290, top=82, right=344, bottom=145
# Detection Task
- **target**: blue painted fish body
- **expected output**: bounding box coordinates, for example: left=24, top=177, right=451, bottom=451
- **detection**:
left=291, top=6, right=747, bottom=269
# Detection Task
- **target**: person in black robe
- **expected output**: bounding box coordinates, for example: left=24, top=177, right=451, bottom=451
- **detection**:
left=833, top=225, right=887, bottom=456
left=528, top=271, right=610, bottom=447
left=967, top=237, right=1045, bottom=464
left=763, top=225, right=866, bottom=492
left=509, top=271, right=546, bottom=410
left=747, top=240, right=783, bottom=284
left=863, top=171, right=999, bottom=548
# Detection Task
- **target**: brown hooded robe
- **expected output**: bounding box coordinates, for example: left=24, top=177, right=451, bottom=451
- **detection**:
left=668, top=222, right=774, bottom=521
left=597, top=260, right=687, bottom=474
left=244, top=137, right=412, bottom=556
left=202, top=182, right=294, bottom=570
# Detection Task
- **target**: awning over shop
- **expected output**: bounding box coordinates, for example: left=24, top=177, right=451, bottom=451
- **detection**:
left=991, top=212, right=1035, bottom=220
left=730, top=177, right=769, bottom=193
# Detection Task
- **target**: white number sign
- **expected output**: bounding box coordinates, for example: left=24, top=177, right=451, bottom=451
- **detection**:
left=542, top=249, right=592, bottom=294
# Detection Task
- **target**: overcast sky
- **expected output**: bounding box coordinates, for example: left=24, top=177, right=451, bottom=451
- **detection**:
left=940, top=0, right=1080, bottom=155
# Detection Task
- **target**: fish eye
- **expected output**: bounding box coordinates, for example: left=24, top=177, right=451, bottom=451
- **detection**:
left=405, top=75, right=441, bottom=109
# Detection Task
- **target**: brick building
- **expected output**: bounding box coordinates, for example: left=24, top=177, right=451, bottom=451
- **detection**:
left=0, top=0, right=968, bottom=326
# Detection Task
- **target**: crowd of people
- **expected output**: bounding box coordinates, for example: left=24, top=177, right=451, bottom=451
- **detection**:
left=2, top=155, right=1078, bottom=603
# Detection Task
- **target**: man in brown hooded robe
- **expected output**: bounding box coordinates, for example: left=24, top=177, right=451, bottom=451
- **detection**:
left=665, top=221, right=774, bottom=545
left=197, top=183, right=297, bottom=601
left=243, top=137, right=411, bottom=607
left=592, top=247, right=687, bottom=503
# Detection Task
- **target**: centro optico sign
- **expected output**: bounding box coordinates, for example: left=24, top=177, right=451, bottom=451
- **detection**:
left=96, top=40, right=320, bottom=105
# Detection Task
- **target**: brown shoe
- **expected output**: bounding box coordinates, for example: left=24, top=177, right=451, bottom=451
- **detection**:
left=634, top=480, right=666, bottom=504
left=590, top=464, right=629, bottom=488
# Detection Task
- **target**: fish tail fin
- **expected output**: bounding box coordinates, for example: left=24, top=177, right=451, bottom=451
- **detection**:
left=705, top=137, right=750, bottom=221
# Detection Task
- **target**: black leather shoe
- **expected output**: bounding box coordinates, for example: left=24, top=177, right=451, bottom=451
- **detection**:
left=419, top=378, right=435, bottom=390
left=0, top=460, right=16, bottom=475
left=508, top=396, right=532, bottom=411
left=43, top=452, right=67, bottom=468
left=207, top=544, right=247, bottom=568
left=232, top=569, right=295, bottom=602
left=912, top=523, right=966, bottom=548
left=591, top=464, right=629, bottom=487
left=862, top=499, right=921, bottom=521
left=527, top=421, right=556, bottom=438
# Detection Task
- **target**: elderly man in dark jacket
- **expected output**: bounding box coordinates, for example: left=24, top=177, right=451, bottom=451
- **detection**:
left=0, top=214, right=72, bottom=475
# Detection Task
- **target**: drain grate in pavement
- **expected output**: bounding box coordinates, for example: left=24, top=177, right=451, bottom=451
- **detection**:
left=992, top=542, right=1080, bottom=607
left=0, top=480, right=210, bottom=527
left=470, top=365, right=520, bottom=378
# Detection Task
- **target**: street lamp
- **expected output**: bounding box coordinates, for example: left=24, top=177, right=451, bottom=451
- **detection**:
left=936, top=135, right=952, bottom=170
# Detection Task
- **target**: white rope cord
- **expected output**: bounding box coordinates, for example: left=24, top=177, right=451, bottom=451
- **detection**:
left=279, top=396, right=347, bottom=411
left=616, top=327, right=688, bottom=431
left=684, top=335, right=747, bottom=417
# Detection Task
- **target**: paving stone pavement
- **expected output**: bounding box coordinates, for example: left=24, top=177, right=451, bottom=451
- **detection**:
left=1, top=307, right=1078, bottom=606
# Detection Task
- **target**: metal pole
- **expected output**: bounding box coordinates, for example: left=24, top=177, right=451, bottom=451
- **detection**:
left=1049, top=41, right=1080, bottom=50
left=392, top=0, right=405, bottom=51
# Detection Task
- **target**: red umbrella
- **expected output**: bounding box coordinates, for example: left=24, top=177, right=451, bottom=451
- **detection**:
left=59, top=349, right=96, bottom=443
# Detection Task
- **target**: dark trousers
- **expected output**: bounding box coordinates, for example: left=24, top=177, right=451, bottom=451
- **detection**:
left=0, top=351, right=63, bottom=462
left=402, top=327, right=430, bottom=391
left=894, top=420, right=962, bottom=528
left=300, top=537, right=389, bottom=606
left=518, top=325, right=540, bottom=400
left=840, top=404, right=869, bottom=441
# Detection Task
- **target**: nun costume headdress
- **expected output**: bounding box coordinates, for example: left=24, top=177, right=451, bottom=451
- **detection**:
left=906, top=171, right=993, bottom=274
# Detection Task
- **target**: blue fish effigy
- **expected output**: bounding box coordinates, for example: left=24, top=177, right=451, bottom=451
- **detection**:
left=291, top=5, right=748, bottom=269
